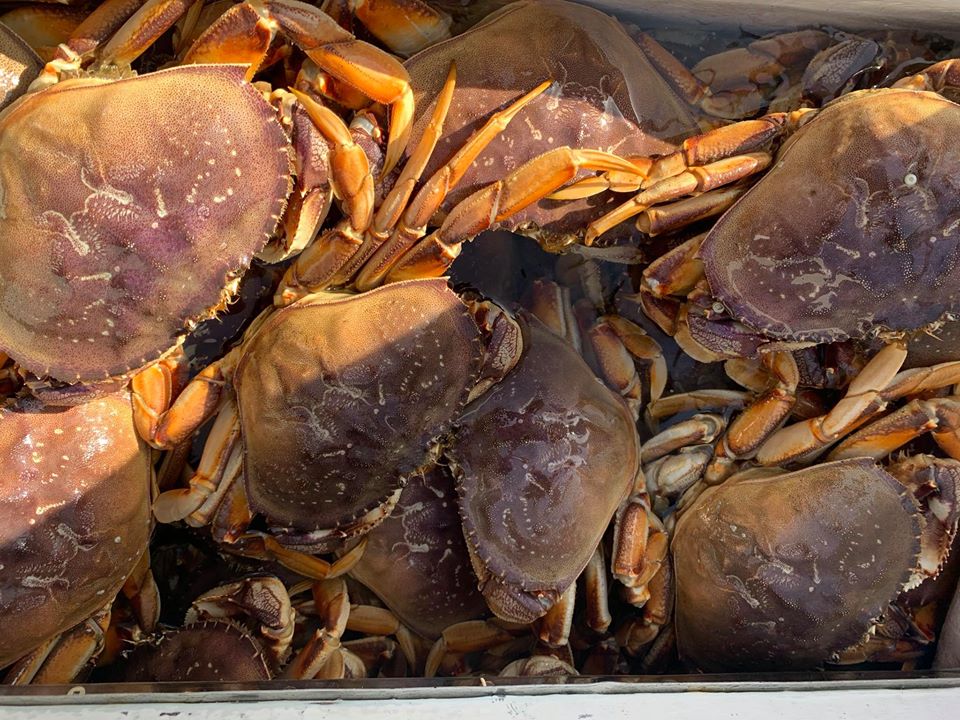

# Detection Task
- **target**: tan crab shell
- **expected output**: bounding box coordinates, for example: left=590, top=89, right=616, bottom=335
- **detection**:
left=701, top=89, right=960, bottom=343
left=232, top=278, right=482, bottom=545
left=0, top=393, right=152, bottom=668
left=0, top=64, right=292, bottom=383
left=672, top=458, right=923, bottom=672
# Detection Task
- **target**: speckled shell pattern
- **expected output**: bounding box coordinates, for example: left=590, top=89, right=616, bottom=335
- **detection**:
left=403, top=0, right=698, bottom=241
left=116, top=622, right=273, bottom=682
left=672, top=458, right=922, bottom=672
left=0, top=23, right=40, bottom=111
left=452, top=315, right=639, bottom=623
left=0, top=393, right=152, bottom=667
left=701, top=89, right=960, bottom=343
left=0, top=65, right=292, bottom=383
left=232, top=278, right=483, bottom=539
left=347, top=464, right=488, bottom=639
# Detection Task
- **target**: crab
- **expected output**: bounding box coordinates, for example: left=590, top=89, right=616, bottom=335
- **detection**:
left=394, top=1, right=952, bottom=251
left=0, top=391, right=156, bottom=684
left=115, top=574, right=369, bottom=680
left=145, top=278, right=640, bottom=629
left=625, top=60, right=960, bottom=478
left=344, top=463, right=489, bottom=641
left=672, top=456, right=960, bottom=671
left=0, top=0, right=437, bottom=398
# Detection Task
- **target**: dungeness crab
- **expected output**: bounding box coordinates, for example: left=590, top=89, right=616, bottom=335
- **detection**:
left=629, top=60, right=960, bottom=476
left=0, top=391, right=155, bottom=683
left=673, top=457, right=960, bottom=671
left=147, top=278, right=641, bottom=625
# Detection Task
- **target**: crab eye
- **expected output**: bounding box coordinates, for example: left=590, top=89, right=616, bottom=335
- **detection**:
left=904, top=173, right=918, bottom=187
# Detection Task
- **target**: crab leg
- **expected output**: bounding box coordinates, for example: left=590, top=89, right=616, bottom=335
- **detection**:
left=152, top=396, right=241, bottom=523
left=275, top=63, right=459, bottom=299
left=829, top=397, right=960, bottom=462
left=180, top=2, right=274, bottom=78
left=704, top=350, right=800, bottom=482
left=756, top=342, right=908, bottom=465
left=381, top=148, right=643, bottom=283
left=345, top=0, right=452, bottom=57
left=262, top=0, right=412, bottom=175
left=637, top=184, right=747, bottom=236
left=96, top=0, right=195, bottom=66
left=350, top=78, right=554, bottom=291
left=4, top=607, right=111, bottom=685
left=121, top=549, right=160, bottom=633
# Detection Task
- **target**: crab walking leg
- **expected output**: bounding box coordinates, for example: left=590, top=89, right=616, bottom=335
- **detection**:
left=704, top=350, right=800, bottom=483
left=291, top=89, right=374, bottom=232
left=95, top=0, right=196, bottom=66
left=350, top=78, right=554, bottom=290
left=262, top=0, right=412, bottom=175
left=277, top=75, right=552, bottom=298
left=583, top=547, right=613, bottom=634
left=152, top=396, right=241, bottom=523
left=583, top=152, right=771, bottom=244
left=761, top=355, right=960, bottom=466
left=534, top=581, right=577, bottom=648
left=180, top=2, right=275, bottom=78
left=756, top=342, right=908, bottom=465
left=4, top=606, right=111, bottom=685
left=345, top=605, right=417, bottom=668
left=121, top=549, right=161, bottom=633
left=381, top=148, right=644, bottom=283
left=828, top=397, right=960, bottom=461
left=346, top=0, right=452, bottom=57
left=275, top=63, right=459, bottom=299
left=424, top=620, right=519, bottom=678
left=636, top=184, right=747, bottom=237
left=132, top=353, right=232, bottom=449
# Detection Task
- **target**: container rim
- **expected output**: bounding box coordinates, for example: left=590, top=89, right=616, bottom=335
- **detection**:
left=2, top=670, right=959, bottom=705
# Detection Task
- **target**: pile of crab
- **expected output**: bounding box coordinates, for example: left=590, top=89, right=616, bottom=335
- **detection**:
left=1, top=0, right=960, bottom=683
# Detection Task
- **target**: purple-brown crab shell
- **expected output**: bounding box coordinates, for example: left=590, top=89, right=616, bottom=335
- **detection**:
left=232, top=278, right=482, bottom=545
left=0, top=23, right=41, bottom=110
left=347, top=464, right=488, bottom=639
left=403, top=0, right=698, bottom=244
left=116, top=621, right=274, bottom=682
left=700, top=88, right=960, bottom=344
left=0, top=64, right=292, bottom=383
left=672, top=458, right=922, bottom=672
left=451, top=314, right=639, bottom=623
left=0, top=392, right=152, bottom=668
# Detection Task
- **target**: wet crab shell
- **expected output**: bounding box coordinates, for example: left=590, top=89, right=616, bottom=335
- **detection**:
left=115, top=620, right=274, bottom=682
left=672, top=458, right=922, bottom=672
left=700, top=88, right=960, bottom=344
left=403, top=0, right=698, bottom=244
left=0, top=23, right=41, bottom=110
left=451, top=314, right=639, bottom=623
left=232, top=278, right=482, bottom=545
left=0, top=393, right=152, bottom=668
left=0, top=64, right=292, bottom=383
left=347, top=464, right=488, bottom=639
